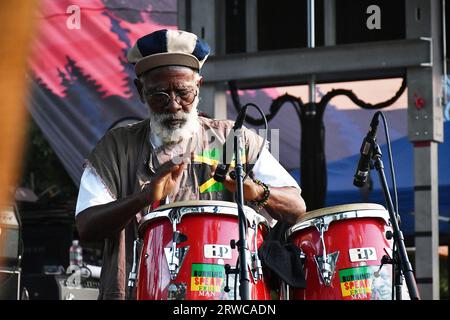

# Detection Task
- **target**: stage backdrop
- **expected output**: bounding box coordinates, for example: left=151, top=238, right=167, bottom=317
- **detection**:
left=29, top=0, right=177, bottom=184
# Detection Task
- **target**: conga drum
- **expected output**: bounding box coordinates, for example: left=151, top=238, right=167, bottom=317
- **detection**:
left=285, top=203, right=395, bottom=300
left=136, top=200, right=272, bottom=300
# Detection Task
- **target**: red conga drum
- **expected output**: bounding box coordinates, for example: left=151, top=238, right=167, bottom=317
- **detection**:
left=136, top=200, right=272, bottom=300
left=285, top=203, right=396, bottom=300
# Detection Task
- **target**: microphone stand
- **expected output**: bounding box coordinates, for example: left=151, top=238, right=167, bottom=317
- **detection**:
left=369, top=141, right=420, bottom=300
left=233, top=128, right=251, bottom=300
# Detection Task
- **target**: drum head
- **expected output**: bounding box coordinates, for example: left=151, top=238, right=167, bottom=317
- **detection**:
left=297, top=203, right=386, bottom=223
left=154, top=200, right=251, bottom=211
left=138, top=200, right=268, bottom=236
left=287, top=203, right=389, bottom=238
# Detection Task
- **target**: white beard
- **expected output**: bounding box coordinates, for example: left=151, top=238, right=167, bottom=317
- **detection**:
left=148, top=97, right=200, bottom=145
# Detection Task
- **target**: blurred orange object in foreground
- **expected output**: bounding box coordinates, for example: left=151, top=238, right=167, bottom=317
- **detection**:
left=0, top=1, right=38, bottom=265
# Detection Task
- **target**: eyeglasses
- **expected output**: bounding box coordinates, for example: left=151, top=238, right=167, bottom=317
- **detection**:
left=146, top=88, right=198, bottom=109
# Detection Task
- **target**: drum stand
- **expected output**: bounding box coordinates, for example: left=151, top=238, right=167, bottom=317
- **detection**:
left=232, top=128, right=251, bottom=300
left=370, top=141, right=420, bottom=300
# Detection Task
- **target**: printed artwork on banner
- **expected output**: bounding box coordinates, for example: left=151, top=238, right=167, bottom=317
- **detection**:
left=339, top=265, right=392, bottom=300
left=190, top=263, right=236, bottom=299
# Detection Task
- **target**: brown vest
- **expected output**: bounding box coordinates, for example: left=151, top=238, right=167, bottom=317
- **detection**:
left=86, top=117, right=263, bottom=299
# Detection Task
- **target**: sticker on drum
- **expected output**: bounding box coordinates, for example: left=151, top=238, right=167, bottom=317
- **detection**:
left=339, top=266, right=391, bottom=300
left=191, top=263, right=227, bottom=299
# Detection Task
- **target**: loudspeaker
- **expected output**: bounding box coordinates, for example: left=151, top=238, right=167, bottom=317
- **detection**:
left=0, top=268, right=21, bottom=300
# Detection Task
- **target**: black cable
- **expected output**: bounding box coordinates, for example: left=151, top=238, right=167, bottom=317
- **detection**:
left=239, top=103, right=268, bottom=183
left=378, top=112, right=399, bottom=220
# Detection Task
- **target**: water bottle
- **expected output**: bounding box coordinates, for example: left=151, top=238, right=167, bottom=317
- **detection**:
left=69, top=240, right=83, bottom=267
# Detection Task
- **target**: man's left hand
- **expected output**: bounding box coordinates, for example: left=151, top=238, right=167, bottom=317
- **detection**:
left=210, top=165, right=264, bottom=202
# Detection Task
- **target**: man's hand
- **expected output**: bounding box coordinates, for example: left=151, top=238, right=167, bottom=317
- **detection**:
left=210, top=164, right=307, bottom=224
left=146, top=155, right=190, bottom=203
left=210, top=164, right=264, bottom=202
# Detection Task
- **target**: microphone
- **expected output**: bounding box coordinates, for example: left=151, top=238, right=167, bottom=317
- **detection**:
left=353, top=112, right=380, bottom=187
left=213, top=105, right=248, bottom=182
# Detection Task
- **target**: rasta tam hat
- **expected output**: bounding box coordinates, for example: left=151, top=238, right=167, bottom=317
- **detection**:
left=127, top=29, right=211, bottom=76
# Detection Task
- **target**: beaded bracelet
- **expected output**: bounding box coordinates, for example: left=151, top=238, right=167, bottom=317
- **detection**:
left=251, top=178, right=270, bottom=212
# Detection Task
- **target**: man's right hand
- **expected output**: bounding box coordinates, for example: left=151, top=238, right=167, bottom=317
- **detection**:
left=144, top=155, right=190, bottom=203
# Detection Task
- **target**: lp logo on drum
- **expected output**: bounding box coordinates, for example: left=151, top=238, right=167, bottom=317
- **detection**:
left=204, top=245, right=232, bottom=259
left=349, top=247, right=377, bottom=262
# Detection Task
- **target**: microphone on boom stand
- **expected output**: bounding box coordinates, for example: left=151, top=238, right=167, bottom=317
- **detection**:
left=213, top=105, right=248, bottom=183
left=353, top=112, right=380, bottom=187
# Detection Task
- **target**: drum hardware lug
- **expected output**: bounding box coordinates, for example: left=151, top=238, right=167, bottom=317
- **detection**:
left=314, top=217, right=338, bottom=286
left=164, top=210, right=189, bottom=280
left=168, top=208, right=183, bottom=225
left=314, top=251, right=339, bottom=287
left=224, top=264, right=238, bottom=293
left=314, top=218, right=329, bottom=233
left=251, top=253, right=263, bottom=282
left=128, top=239, right=142, bottom=289
left=173, top=231, right=188, bottom=244
left=164, top=245, right=190, bottom=280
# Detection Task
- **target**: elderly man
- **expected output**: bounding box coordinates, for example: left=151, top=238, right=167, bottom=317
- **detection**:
left=75, top=29, right=306, bottom=300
